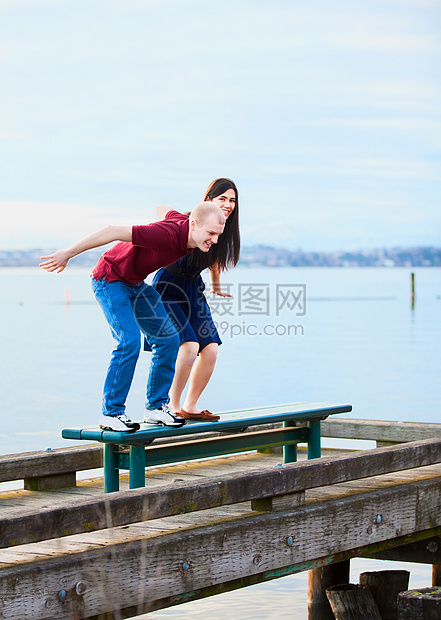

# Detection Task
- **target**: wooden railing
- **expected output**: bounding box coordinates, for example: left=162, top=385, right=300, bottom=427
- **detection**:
left=1, top=436, right=441, bottom=549
left=1, top=418, right=441, bottom=489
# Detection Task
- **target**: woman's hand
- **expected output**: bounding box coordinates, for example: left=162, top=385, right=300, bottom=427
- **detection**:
left=156, top=205, right=174, bottom=220
left=209, top=263, right=233, bottom=297
left=210, top=284, right=233, bottom=298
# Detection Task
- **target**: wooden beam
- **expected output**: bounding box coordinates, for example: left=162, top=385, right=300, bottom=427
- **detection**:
left=0, top=445, right=102, bottom=483
left=251, top=491, right=305, bottom=512
left=321, top=419, right=441, bottom=443
left=24, top=471, right=76, bottom=491
left=1, top=477, right=440, bottom=619
left=2, top=437, right=441, bottom=549
left=91, top=527, right=441, bottom=618
left=364, top=536, right=441, bottom=564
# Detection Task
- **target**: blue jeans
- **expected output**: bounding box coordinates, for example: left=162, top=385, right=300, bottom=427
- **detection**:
left=91, top=278, right=180, bottom=415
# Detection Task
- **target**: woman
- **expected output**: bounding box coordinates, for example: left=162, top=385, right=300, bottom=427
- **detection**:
left=150, top=178, right=240, bottom=421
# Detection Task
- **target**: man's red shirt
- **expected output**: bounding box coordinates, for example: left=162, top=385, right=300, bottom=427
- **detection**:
left=92, top=210, right=193, bottom=285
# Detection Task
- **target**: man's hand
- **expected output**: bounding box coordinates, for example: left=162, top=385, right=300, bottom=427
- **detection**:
left=39, top=249, right=72, bottom=273
left=39, top=225, right=132, bottom=274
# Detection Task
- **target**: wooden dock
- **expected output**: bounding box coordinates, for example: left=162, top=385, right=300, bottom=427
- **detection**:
left=1, top=418, right=441, bottom=619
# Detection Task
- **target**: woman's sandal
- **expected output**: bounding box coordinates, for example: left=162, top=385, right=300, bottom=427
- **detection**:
left=177, top=408, right=220, bottom=422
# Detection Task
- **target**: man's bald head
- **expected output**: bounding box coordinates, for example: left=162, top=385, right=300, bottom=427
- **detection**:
left=189, top=201, right=226, bottom=227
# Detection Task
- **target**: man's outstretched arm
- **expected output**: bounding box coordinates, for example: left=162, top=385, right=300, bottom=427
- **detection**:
left=39, top=225, right=132, bottom=273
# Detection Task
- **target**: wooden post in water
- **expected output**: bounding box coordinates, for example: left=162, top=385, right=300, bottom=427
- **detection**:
left=411, top=272, right=415, bottom=309
left=326, top=583, right=382, bottom=619
left=433, top=564, right=441, bottom=586
left=397, top=587, right=441, bottom=618
left=360, top=570, right=409, bottom=620
left=307, top=561, right=350, bottom=620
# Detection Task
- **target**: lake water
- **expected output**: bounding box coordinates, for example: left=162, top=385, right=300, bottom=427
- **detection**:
left=1, top=266, right=440, bottom=618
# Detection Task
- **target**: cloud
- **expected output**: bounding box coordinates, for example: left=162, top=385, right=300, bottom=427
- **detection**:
left=0, top=0, right=439, bottom=252
left=0, top=201, right=156, bottom=249
left=262, top=159, right=441, bottom=181
left=307, top=118, right=441, bottom=132
left=0, top=130, right=24, bottom=139
left=331, top=33, right=441, bottom=53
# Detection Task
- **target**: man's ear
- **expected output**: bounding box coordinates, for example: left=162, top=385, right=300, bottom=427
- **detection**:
left=189, top=219, right=197, bottom=230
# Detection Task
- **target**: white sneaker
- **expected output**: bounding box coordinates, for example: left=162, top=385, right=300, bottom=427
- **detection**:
left=99, top=413, right=140, bottom=432
left=144, top=403, right=186, bottom=427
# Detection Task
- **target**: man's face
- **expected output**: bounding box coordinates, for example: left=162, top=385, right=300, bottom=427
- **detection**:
left=190, top=214, right=225, bottom=252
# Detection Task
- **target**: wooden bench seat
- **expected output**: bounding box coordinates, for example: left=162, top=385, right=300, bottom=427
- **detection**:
left=62, top=402, right=352, bottom=492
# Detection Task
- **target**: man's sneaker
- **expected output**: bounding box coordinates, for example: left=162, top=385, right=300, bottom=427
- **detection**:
left=144, top=403, right=186, bottom=427
left=99, top=413, right=140, bottom=432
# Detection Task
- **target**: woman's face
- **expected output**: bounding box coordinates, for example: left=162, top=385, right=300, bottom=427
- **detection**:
left=211, top=188, right=236, bottom=220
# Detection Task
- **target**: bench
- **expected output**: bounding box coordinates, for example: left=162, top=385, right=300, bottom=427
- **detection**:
left=61, top=402, right=352, bottom=493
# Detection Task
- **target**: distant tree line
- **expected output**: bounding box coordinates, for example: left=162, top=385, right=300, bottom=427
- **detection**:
left=238, top=245, right=441, bottom=267
left=1, top=246, right=440, bottom=268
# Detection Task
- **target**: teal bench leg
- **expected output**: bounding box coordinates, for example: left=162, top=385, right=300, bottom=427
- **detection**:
left=129, top=445, right=146, bottom=489
left=307, top=420, right=321, bottom=459
left=283, top=420, right=298, bottom=464
left=104, top=444, right=119, bottom=493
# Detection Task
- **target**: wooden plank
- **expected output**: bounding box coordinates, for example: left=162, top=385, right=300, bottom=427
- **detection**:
left=251, top=491, right=305, bottom=512
left=321, top=418, right=441, bottom=443
left=306, top=464, right=441, bottom=503
left=0, top=445, right=102, bottom=483
left=1, top=477, right=440, bottom=619
left=1, top=438, right=441, bottom=549
left=24, top=471, right=76, bottom=491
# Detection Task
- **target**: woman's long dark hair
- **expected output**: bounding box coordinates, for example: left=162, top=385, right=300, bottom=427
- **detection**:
left=186, top=178, right=241, bottom=273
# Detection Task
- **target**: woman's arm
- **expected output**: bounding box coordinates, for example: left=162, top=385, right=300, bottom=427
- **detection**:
left=209, top=263, right=233, bottom=298
left=39, top=225, right=132, bottom=273
left=155, top=205, right=174, bottom=220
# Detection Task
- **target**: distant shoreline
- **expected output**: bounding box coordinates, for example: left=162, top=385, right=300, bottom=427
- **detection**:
left=1, top=245, right=440, bottom=268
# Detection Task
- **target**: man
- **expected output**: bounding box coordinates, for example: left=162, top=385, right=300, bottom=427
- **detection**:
left=40, top=202, right=225, bottom=432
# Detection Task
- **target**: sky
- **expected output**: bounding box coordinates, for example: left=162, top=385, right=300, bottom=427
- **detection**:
left=0, top=0, right=440, bottom=251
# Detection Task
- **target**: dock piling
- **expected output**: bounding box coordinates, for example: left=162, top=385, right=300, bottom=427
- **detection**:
left=360, top=570, right=409, bottom=620
left=326, top=583, right=381, bottom=619
left=398, top=587, right=441, bottom=619
left=411, top=272, right=415, bottom=309
left=433, top=564, right=441, bottom=587
left=307, top=560, right=350, bottom=620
